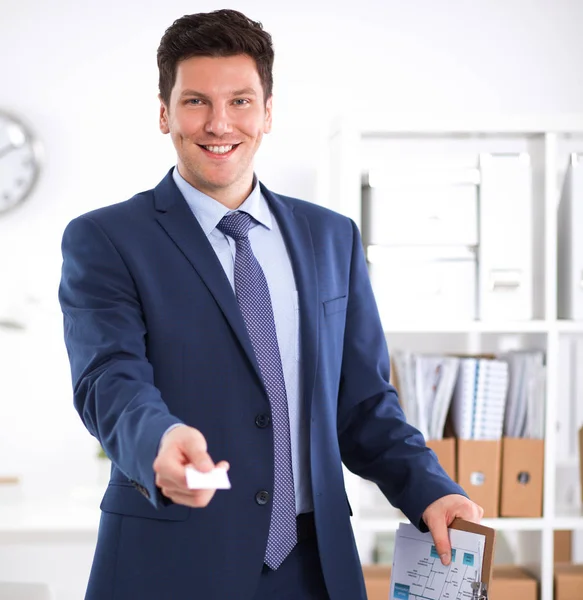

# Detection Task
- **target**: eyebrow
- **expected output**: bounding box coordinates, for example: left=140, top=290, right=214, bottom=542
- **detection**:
left=180, top=87, right=257, bottom=100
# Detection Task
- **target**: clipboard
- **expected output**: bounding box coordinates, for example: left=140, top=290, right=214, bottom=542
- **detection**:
left=449, top=518, right=496, bottom=599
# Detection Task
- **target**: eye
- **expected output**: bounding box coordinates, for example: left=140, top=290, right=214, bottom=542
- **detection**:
left=233, top=98, right=250, bottom=106
left=186, top=98, right=203, bottom=105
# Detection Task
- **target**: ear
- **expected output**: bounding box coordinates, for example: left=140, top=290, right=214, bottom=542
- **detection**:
left=264, top=96, right=273, bottom=134
left=159, top=95, right=170, bottom=134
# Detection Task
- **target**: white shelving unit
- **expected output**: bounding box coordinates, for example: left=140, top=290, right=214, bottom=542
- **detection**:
left=325, top=115, right=583, bottom=600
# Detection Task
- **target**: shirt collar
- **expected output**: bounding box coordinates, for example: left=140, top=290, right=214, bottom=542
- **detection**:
left=172, top=167, right=272, bottom=236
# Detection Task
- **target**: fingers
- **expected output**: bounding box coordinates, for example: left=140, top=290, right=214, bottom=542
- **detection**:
left=423, top=494, right=484, bottom=566
left=474, top=503, right=485, bottom=521
left=157, top=426, right=213, bottom=471
left=456, top=502, right=484, bottom=523
left=159, top=487, right=217, bottom=508
left=449, top=495, right=484, bottom=524
left=153, top=426, right=228, bottom=508
left=427, top=518, right=452, bottom=566
left=182, top=430, right=214, bottom=473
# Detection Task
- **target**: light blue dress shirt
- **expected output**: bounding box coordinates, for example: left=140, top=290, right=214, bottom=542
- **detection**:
left=170, top=167, right=313, bottom=515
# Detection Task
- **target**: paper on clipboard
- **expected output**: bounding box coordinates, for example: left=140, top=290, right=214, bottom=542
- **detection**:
left=390, top=518, right=495, bottom=599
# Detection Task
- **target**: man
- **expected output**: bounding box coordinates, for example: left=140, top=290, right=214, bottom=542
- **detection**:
left=59, top=9, right=482, bottom=600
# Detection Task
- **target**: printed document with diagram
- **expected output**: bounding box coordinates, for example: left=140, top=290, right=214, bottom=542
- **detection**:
left=390, top=520, right=495, bottom=599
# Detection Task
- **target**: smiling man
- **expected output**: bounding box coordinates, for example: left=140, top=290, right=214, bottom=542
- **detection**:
left=59, top=9, right=482, bottom=600
left=160, top=52, right=271, bottom=208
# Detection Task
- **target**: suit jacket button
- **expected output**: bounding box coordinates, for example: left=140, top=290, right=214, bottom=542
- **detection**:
left=255, top=490, right=270, bottom=505
left=255, top=414, right=271, bottom=428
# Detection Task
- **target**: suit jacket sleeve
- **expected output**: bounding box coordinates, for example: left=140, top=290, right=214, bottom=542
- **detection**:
left=59, top=215, right=182, bottom=507
left=336, top=219, right=466, bottom=530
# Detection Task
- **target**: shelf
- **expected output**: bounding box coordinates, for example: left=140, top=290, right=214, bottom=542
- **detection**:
left=381, top=319, right=550, bottom=334
left=556, top=320, right=583, bottom=333
left=554, top=506, right=583, bottom=530
left=380, top=319, right=583, bottom=333
left=358, top=508, right=546, bottom=532
left=333, top=114, right=583, bottom=136
left=357, top=516, right=545, bottom=532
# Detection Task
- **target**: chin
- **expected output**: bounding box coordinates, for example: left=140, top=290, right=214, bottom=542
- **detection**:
left=203, top=177, right=237, bottom=191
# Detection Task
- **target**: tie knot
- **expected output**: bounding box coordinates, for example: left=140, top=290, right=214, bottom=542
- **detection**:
left=217, top=211, right=253, bottom=241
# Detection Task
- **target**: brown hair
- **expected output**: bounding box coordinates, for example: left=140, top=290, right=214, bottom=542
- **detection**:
left=157, top=9, right=274, bottom=106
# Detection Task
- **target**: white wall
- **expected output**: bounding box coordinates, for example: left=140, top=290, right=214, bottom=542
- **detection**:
left=1, top=0, right=583, bottom=576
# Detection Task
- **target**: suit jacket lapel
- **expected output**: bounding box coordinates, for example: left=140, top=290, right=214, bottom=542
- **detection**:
left=153, top=172, right=265, bottom=391
left=261, top=184, right=319, bottom=417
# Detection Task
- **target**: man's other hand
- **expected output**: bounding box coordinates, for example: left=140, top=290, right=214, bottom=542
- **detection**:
left=422, top=494, right=484, bottom=566
left=153, top=425, right=229, bottom=508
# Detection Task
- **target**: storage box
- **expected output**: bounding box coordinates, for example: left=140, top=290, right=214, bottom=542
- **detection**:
left=367, top=246, right=477, bottom=322
left=555, top=531, right=573, bottom=564
left=555, top=563, right=583, bottom=600
left=457, top=439, right=501, bottom=518
left=361, top=182, right=479, bottom=247
left=363, top=564, right=539, bottom=599
left=362, top=565, right=391, bottom=600
left=499, top=437, right=544, bottom=517
left=490, top=565, right=537, bottom=600
left=426, top=438, right=456, bottom=482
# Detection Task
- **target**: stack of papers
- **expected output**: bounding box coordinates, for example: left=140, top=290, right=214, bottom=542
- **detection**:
left=498, top=350, right=545, bottom=439
left=394, top=350, right=545, bottom=442
left=391, top=523, right=486, bottom=599
left=392, top=352, right=460, bottom=440
left=451, top=358, right=509, bottom=440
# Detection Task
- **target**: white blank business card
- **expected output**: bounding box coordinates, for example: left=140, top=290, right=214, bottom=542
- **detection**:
left=185, top=465, right=231, bottom=490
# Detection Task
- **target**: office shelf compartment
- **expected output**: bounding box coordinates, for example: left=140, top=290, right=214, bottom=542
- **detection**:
left=327, top=116, right=583, bottom=600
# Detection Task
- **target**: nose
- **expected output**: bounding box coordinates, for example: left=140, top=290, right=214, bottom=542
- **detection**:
left=204, top=105, right=233, bottom=137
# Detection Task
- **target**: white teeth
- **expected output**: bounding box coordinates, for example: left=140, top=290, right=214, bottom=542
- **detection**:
left=203, top=145, right=234, bottom=154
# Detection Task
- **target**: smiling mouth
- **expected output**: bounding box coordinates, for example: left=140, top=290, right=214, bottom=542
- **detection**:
left=198, top=144, right=240, bottom=156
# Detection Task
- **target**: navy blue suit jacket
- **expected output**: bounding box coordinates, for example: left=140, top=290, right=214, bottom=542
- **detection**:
left=59, top=170, right=464, bottom=599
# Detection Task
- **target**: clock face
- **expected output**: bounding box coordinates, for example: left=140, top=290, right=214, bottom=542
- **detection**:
left=0, top=111, right=41, bottom=215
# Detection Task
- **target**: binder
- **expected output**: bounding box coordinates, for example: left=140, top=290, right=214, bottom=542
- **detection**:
left=499, top=437, right=544, bottom=517
left=451, top=358, right=508, bottom=441
left=479, top=153, right=533, bottom=321
left=457, top=439, right=502, bottom=518
left=390, top=518, right=496, bottom=599
left=449, top=518, right=496, bottom=600
left=558, top=154, right=583, bottom=320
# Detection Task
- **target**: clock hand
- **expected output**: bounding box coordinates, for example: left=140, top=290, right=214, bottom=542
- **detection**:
left=0, top=143, right=16, bottom=160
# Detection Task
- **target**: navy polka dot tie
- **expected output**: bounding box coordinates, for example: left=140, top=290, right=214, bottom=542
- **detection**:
left=217, top=211, right=297, bottom=570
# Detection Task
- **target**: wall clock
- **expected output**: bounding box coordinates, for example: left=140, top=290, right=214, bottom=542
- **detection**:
left=0, top=110, right=42, bottom=215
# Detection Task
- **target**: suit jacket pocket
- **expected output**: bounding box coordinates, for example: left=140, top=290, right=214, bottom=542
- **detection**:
left=323, top=295, right=348, bottom=316
left=100, top=483, right=190, bottom=521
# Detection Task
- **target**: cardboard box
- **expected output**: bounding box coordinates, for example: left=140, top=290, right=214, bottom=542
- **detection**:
left=555, top=530, right=573, bottom=563
left=555, top=563, right=583, bottom=600
left=490, top=565, right=537, bottom=600
left=363, top=564, right=539, bottom=600
left=426, top=438, right=456, bottom=482
left=499, top=437, right=544, bottom=517
left=362, top=565, right=391, bottom=600
left=457, top=439, right=501, bottom=518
